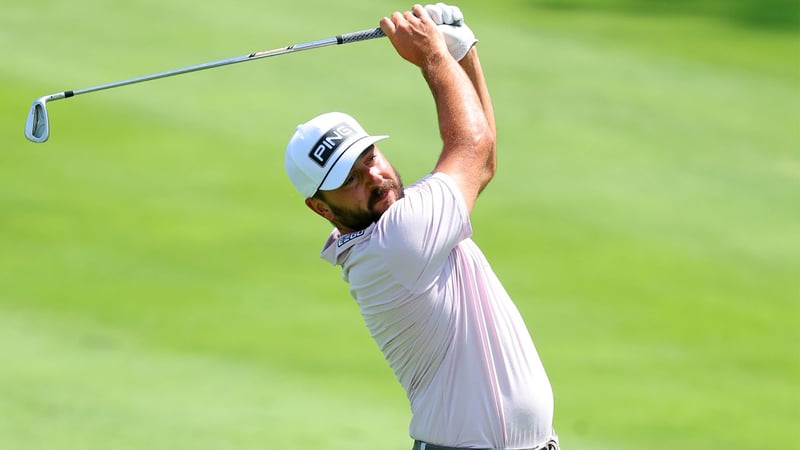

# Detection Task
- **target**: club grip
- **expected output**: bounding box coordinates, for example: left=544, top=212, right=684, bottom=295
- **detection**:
left=338, top=27, right=386, bottom=44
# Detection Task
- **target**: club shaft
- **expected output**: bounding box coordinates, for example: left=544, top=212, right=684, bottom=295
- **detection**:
left=58, top=27, right=385, bottom=99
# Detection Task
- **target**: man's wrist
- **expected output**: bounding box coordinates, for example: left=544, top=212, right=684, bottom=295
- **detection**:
left=457, top=46, right=478, bottom=67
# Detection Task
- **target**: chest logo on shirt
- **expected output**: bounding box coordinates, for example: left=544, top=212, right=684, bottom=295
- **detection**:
left=309, top=123, right=355, bottom=167
left=337, top=229, right=365, bottom=247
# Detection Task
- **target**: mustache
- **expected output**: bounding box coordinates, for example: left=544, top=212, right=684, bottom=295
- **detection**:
left=368, top=180, right=401, bottom=208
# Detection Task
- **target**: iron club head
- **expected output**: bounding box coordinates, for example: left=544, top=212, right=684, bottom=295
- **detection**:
left=25, top=97, right=51, bottom=143
left=25, top=92, right=71, bottom=143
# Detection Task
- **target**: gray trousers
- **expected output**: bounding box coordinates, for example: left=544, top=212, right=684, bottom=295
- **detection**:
left=412, top=433, right=560, bottom=450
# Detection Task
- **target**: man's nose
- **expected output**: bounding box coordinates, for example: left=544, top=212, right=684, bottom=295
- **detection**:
left=366, top=166, right=383, bottom=185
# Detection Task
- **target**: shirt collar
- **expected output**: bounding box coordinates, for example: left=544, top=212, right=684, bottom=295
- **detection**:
left=320, top=222, right=376, bottom=265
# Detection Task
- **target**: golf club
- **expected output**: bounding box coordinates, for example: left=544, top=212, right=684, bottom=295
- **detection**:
left=24, top=27, right=386, bottom=143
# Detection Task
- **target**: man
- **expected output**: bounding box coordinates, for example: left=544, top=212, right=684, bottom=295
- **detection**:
left=284, top=4, right=558, bottom=449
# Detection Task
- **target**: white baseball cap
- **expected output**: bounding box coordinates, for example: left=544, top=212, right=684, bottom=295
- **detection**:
left=285, top=112, right=389, bottom=198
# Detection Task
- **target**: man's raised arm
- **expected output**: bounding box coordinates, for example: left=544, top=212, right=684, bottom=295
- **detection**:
left=380, top=5, right=495, bottom=213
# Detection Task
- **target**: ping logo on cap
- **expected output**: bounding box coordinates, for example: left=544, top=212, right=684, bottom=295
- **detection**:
left=309, top=123, right=356, bottom=167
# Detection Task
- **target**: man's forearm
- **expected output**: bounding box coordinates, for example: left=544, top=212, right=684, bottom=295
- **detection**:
left=457, top=46, right=497, bottom=192
left=423, top=51, right=490, bottom=160
left=459, top=47, right=496, bottom=141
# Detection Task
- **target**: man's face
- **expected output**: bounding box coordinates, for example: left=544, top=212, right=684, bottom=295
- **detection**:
left=306, top=145, right=404, bottom=233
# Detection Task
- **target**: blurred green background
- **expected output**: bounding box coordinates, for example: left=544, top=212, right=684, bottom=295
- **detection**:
left=1, top=0, right=798, bottom=449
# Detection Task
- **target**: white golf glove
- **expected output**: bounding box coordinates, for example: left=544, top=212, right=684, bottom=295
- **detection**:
left=424, top=3, right=477, bottom=61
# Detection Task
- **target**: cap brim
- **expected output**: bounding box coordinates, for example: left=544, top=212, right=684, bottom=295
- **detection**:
left=318, top=134, right=389, bottom=192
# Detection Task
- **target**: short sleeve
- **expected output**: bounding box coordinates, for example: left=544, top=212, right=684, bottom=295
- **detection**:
left=373, top=172, right=472, bottom=292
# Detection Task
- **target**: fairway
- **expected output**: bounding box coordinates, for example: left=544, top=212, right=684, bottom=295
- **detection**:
left=1, top=1, right=798, bottom=449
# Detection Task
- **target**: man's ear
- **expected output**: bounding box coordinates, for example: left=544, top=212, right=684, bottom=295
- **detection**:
left=305, top=197, right=335, bottom=221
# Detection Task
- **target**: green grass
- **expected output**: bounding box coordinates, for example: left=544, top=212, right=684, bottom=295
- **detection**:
left=1, top=1, right=798, bottom=449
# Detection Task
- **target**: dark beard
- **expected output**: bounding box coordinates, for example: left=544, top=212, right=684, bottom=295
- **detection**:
left=330, top=177, right=405, bottom=232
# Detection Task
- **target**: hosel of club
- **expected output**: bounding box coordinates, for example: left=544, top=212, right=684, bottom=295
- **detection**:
left=24, top=27, right=386, bottom=143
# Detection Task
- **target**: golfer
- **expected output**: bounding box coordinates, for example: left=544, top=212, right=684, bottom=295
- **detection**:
left=284, top=4, right=558, bottom=449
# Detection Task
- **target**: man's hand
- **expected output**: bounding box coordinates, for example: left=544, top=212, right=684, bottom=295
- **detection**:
left=380, top=5, right=450, bottom=68
left=424, top=3, right=477, bottom=61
